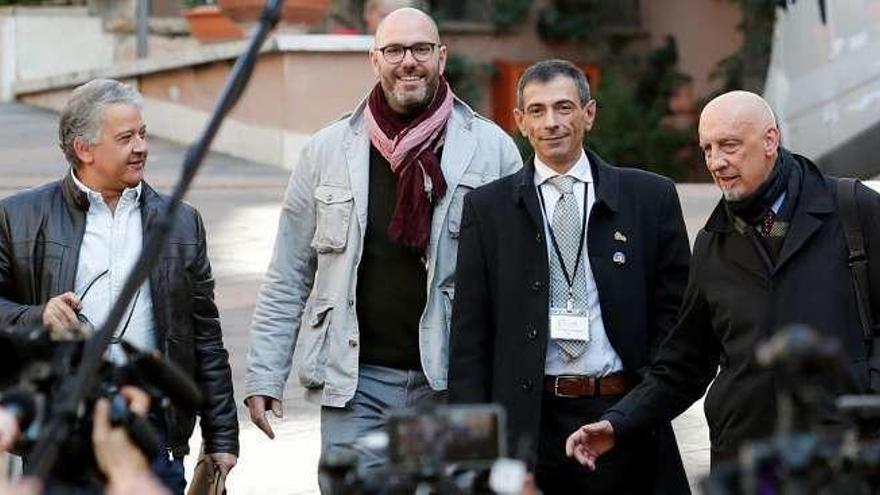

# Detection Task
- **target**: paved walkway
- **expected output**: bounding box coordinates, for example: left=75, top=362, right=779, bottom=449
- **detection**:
left=14, top=102, right=866, bottom=493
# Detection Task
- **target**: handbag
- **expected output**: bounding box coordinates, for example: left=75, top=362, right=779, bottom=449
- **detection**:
left=187, top=453, right=229, bottom=495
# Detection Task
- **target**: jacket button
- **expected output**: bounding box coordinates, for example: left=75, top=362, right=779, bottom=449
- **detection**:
left=348, top=299, right=355, bottom=307
left=521, top=379, right=533, bottom=392
left=527, top=328, right=537, bottom=341
left=536, top=232, right=542, bottom=243
left=531, top=280, right=542, bottom=291
left=348, top=337, right=358, bottom=347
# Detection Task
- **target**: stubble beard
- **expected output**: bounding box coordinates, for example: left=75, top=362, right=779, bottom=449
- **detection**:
left=721, top=187, right=743, bottom=202
left=385, top=76, right=439, bottom=116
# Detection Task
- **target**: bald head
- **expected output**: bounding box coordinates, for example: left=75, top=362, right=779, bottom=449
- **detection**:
left=699, top=91, right=781, bottom=201
left=369, top=7, right=446, bottom=116
left=365, top=1, right=428, bottom=34
left=374, top=7, right=439, bottom=46
left=700, top=90, right=777, bottom=139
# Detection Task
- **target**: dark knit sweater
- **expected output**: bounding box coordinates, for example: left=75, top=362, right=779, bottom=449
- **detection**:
left=356, top=145, right=433, bottom=370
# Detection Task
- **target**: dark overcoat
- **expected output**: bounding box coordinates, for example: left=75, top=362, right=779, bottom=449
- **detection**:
left=448, top=149, right=691, bottom=492
left=605, top=152, right=880, bottom=465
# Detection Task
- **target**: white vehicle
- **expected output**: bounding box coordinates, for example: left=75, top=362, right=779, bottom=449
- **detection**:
left=764, top=0, right=880, bottom=178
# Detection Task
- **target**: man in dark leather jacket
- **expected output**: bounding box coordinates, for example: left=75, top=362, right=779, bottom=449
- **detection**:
left=0, top=79, right=238, bottom=493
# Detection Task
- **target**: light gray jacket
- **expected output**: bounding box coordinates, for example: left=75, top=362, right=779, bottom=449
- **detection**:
left=245, top=97, right=523, bottom=406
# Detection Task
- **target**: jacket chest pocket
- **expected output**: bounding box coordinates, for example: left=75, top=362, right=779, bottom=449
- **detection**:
left=14, top=240, right=67, bottom=298
left=158, top=256, right=194, bottom=339
left=447, top=172, right=497, bottom=238
left=39, top=242, right=66, bottom=297
left=312, top=185, right=354, bottom=253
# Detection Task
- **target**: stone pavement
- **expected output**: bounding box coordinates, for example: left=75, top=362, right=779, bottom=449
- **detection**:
left=0, top=101, right=794, bottom=494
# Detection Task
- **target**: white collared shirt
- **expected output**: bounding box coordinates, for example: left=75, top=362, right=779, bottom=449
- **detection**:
left=534, top=151, right=623, bottom=377
left=71, top=171, right=156, bottom=363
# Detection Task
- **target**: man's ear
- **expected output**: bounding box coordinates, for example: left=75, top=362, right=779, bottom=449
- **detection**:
left=72, top=137, right=94, bottom=167
left=369, top=48, right=382, bottom=79
left=765, top=126, right=780, bottom=156
left=438, top=44, right=447, bottom=75
left=583, top=99, right=598, bottom=132
left=513, top=107, right=527, bottom=137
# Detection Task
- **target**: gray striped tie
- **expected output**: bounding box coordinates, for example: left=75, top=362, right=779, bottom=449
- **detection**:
left=548, top=175, right=588, bottom=360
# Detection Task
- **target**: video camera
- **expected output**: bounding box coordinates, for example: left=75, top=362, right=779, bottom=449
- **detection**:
left=1, top=2, right=287, bottom=492
left=319, top=404, right=528, bottom=495
left=0, top=323, right=203, bottom=493
left=703, top=324, right=880, bottom=494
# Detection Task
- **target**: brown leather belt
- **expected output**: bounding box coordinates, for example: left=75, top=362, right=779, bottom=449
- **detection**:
left=543, top=373, right=633, bottom=398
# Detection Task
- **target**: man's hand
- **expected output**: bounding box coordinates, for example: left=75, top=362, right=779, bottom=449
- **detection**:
left=565, top=420, right=616, bottom=470
left=205, top=452, right=237, bottom=472
left=92, top=386, right=152, bottom=484
left=245, top=395, right=282, bottom=440
left=521, top=473, right=538, bottom=495
left=0, top=407, right=21, bottom=452
left=41, top=292, right=81, bottom=336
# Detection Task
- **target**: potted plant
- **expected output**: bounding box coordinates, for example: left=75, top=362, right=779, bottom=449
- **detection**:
left=183, top=0, right=244, bottom=42
left=218, top=0, right=331, bottom=27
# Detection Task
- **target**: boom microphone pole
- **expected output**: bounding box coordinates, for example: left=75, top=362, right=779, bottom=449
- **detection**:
left=25, top=0, right=285, bottom=479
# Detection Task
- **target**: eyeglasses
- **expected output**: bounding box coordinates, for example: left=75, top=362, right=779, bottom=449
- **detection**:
left=375, top=42, right=440, bottom=64
left=77, top=269, right=141, bottom=343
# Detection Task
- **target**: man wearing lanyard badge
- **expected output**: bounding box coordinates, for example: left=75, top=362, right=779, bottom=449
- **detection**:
left=448, top=59, right=691, bottom=493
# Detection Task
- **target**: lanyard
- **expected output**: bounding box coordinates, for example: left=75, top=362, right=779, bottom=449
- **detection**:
left=537, top=179, right=589, bottom=310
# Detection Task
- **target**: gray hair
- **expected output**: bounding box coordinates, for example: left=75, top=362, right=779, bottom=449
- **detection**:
left=516, top=59, right=591, bottom=109
left=58, top=79, right=143, bottom=167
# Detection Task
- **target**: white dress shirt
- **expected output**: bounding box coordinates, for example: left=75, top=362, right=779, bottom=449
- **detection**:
left=534, top=151, right=623, bottom=377
left=71, top=171, right=156, bottom=363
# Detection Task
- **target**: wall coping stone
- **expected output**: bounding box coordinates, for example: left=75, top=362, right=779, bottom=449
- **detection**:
left=12, top=34, right=372, bottom=96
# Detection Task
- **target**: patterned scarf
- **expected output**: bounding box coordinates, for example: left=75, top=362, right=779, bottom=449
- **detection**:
left=364, top=76, right=454, bottom=251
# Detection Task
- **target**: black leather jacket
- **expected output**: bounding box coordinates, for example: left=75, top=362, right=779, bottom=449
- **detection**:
left=0, top=173, right=239, bottom=457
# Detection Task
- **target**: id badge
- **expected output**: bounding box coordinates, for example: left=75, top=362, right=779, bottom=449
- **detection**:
left=549, top=307, right=590, bottom=341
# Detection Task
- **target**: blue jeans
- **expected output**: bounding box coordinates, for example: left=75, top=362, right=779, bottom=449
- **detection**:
left=149, top=414, right=186, bottom=495
left=150, top=450, right=185, bottom=495
left=320, top=365, right=445, bottom=478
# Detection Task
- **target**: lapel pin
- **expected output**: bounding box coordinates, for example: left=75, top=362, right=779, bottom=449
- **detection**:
left=614, top=231, right=627, bottom=243
left=613, top=251, right=626, bottom=266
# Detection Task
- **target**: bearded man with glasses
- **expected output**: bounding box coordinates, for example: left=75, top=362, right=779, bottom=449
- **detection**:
left=244, top=7, right=522, bottom=482
left=0, top=79, right=238, bottom=494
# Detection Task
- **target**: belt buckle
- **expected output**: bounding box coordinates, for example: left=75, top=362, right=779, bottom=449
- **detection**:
left=554, top=376, right=580, bottom=398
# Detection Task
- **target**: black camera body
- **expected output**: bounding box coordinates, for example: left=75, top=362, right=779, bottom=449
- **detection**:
left=703, top=325, right=880, bottom=494
left=0, top=323, right=202, bottom=493
left=319, top=404, right=524, bottom=495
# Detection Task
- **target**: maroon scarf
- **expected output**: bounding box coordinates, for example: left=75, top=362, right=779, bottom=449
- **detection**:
left=364, top=76, right=454, bottom=251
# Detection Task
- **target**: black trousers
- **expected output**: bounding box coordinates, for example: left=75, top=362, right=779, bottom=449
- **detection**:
left=535, top=393, right=657, bottom=495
